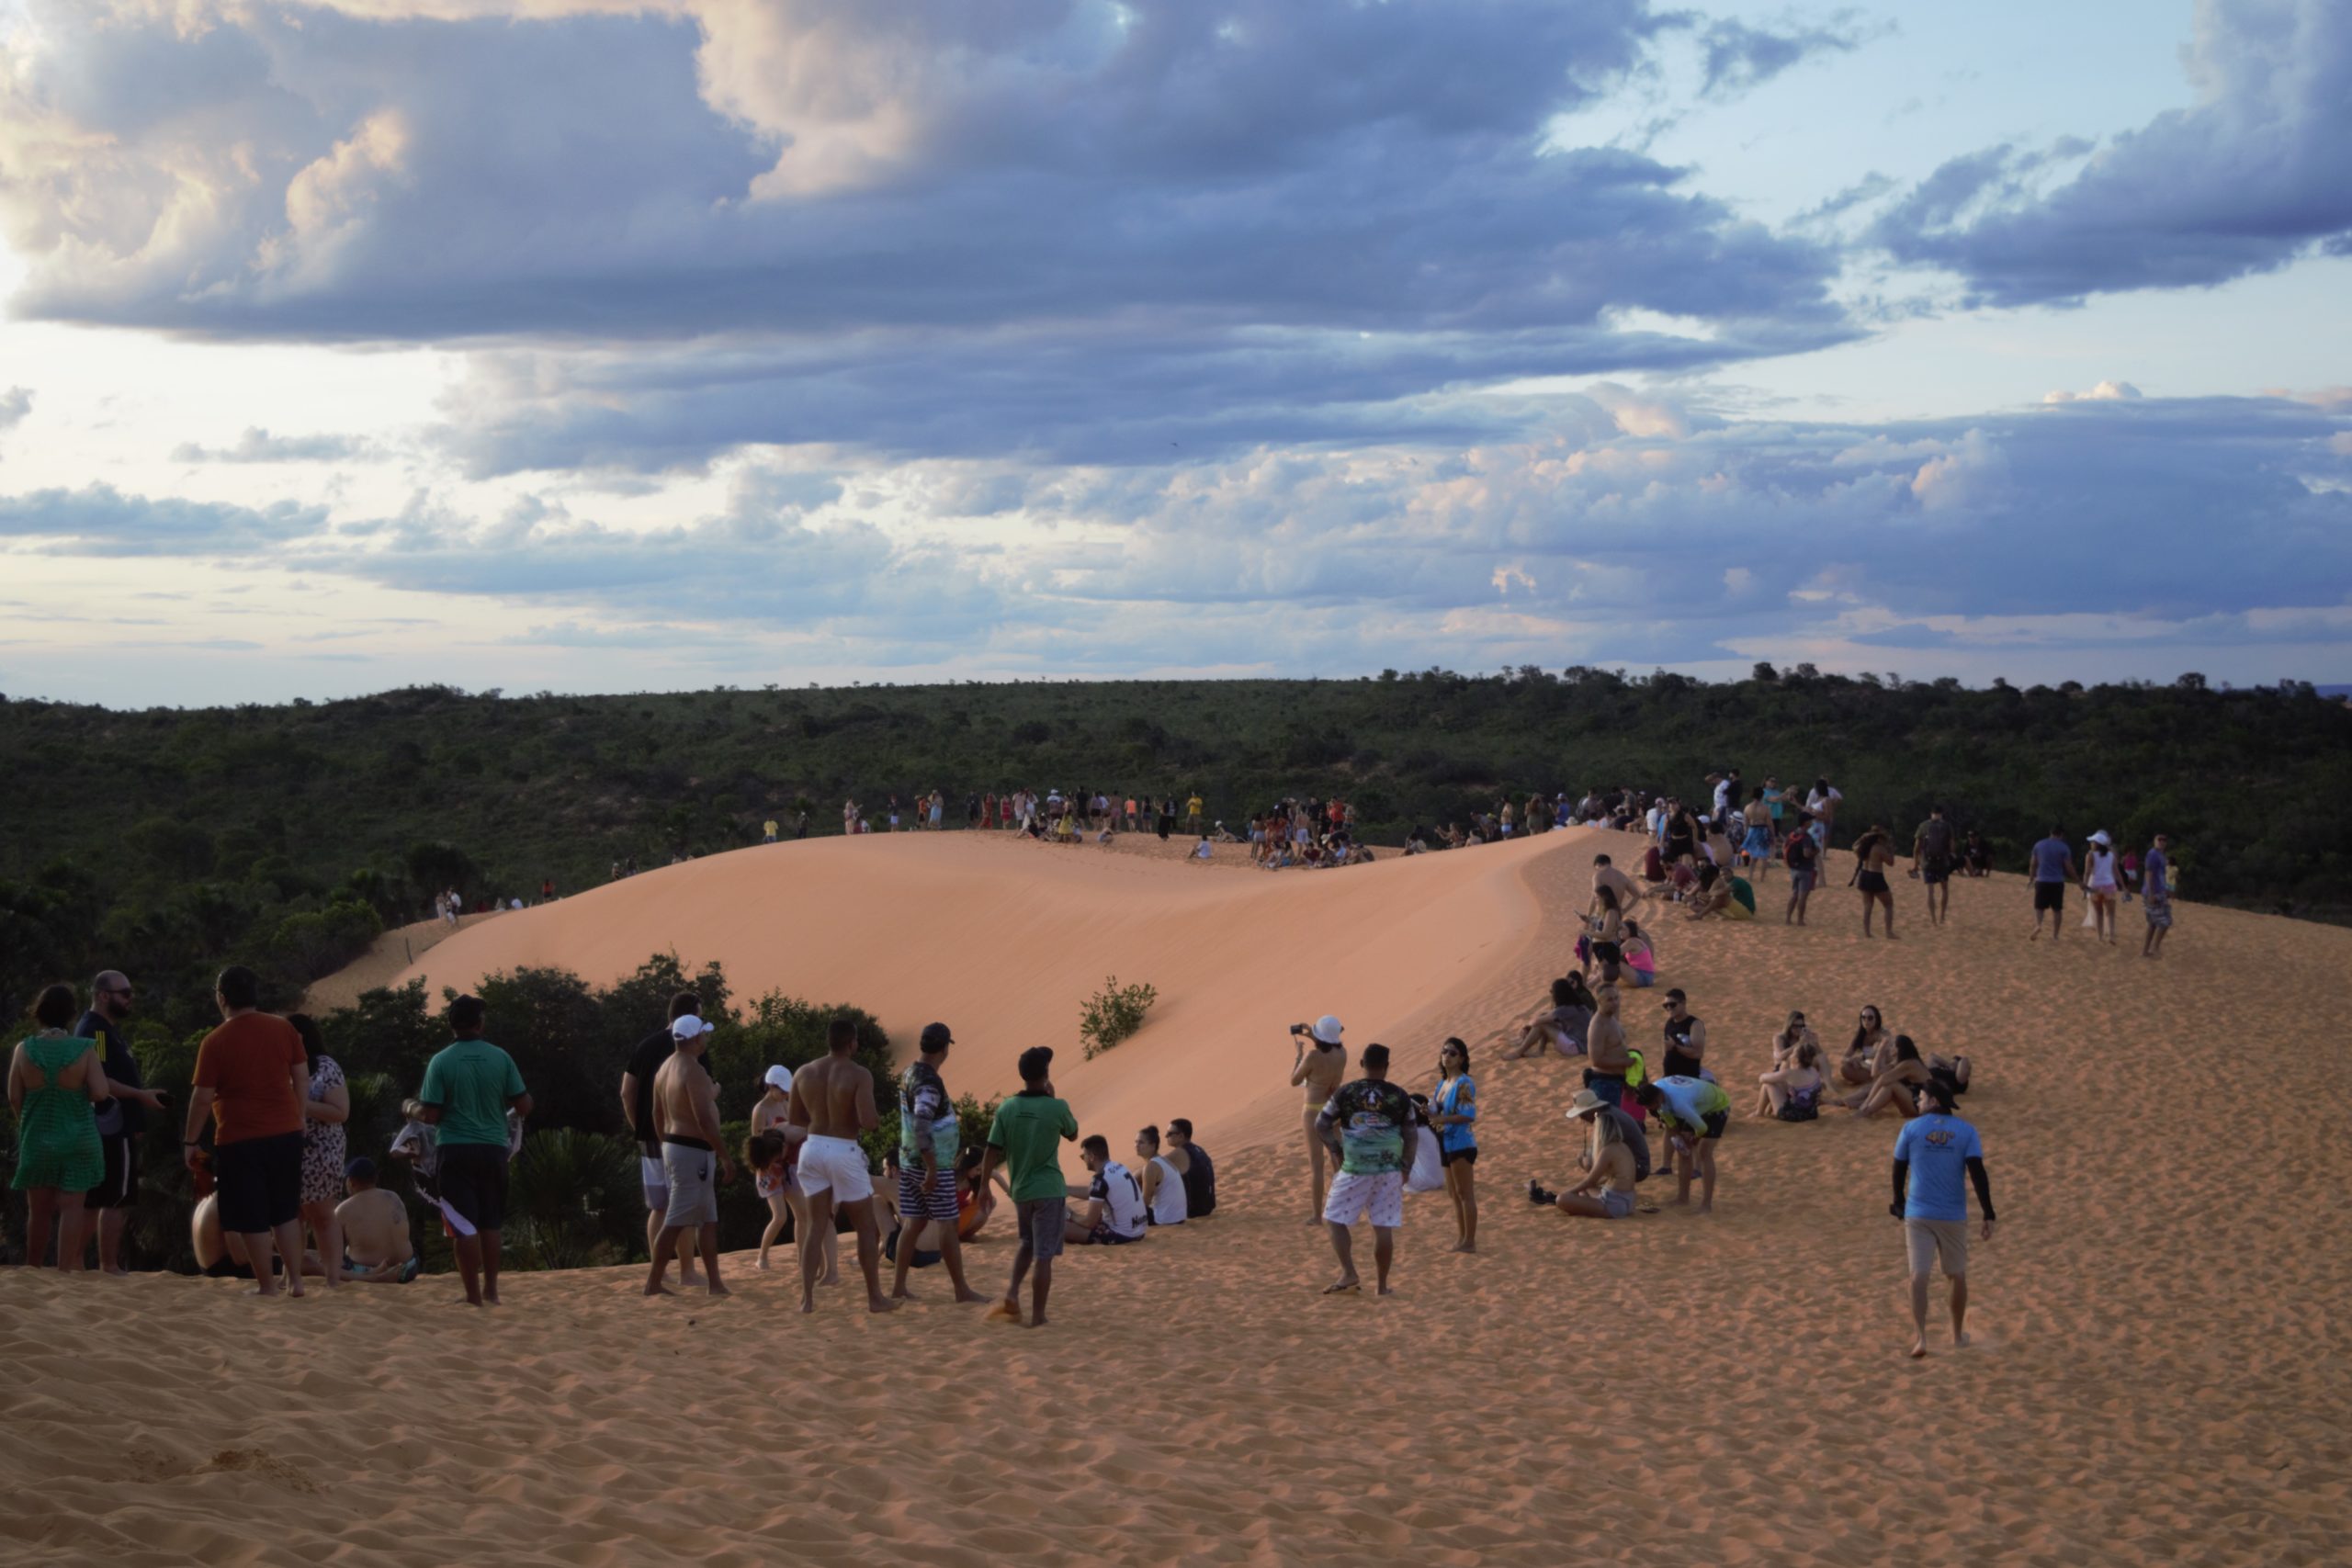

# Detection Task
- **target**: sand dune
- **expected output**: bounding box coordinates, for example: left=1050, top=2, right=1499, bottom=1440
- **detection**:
left=6, top=828, right=2349, bottom=1565
left=395, top=829, right=1559, bottom=1168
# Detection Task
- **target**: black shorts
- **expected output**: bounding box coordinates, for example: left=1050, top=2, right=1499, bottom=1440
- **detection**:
left=436, top=1143, right=511, bottom=1233
left=85, top=1133, right=140, bottom=1211
left=2033, top=881, right=2065, bottom=912
left=1702, top=1110, right=1729, bottom=1141
left=1441, top=1145, right=1478, bottom=1168
left=214, top=1131, right=304, bottom=1235
left=1592, top=941, right=1623, bottom=965
left=1922, top=855, right=1951, bottom=886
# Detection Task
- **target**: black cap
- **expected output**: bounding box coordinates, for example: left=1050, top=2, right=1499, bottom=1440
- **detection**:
left=1362, top=1043, right=1391, bottom=1068
left=1017, top=1045, right=1054, bottom=1083
left=920, top=1021, right=954, bottom=1052
left=345, top=1156, right=377, bottom=1182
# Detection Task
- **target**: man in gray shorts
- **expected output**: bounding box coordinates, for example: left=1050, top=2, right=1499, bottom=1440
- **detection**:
left=646, top=1015, right=734, bottom=1297
left=981, top=1046, right=1079, bottom=1328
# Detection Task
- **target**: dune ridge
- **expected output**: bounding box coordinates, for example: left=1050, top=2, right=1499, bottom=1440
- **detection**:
left=5, top=829, right=2348, bottom=1565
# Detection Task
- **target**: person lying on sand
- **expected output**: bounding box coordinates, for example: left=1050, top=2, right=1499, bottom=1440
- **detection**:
left=1501, top=976, right=1594, bottom=1060
left=1528, top=1089, right=1651, bottom=1218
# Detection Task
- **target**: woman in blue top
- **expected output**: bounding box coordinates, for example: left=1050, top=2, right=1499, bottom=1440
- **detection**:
left=1430, top=1038, right=1479, bottom=1254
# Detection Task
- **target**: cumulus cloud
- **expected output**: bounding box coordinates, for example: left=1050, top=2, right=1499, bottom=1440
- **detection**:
left=0, top=484, right=330, bottom=554
left=2042, top=380, right=2143, bottom=406
left=0, top=0, right=1855, bottom=471
left=171, top=427, right=377, bottom=463
left=1873, top=0, right=2352, bottom=303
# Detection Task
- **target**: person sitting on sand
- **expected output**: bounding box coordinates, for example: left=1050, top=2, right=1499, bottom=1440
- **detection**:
left=1165, top=1119, right=1216, bottom=1217
left=1618, top=922, right=1657, bottom=987
left=1844, top=1034, right=1929, bottom=1118
left=1502, top=976, right=1595, bottom=1059
left=981, top=1048, right=1080, bottom=1328
left=1686, top=863, right=1734, bottom=919
left=1754, top=1016, right=1826, bottom=1122
left=336, top=1157, right=416, bottom=1283
left=1588, top=886, right=1626, bottom=982
left=1636, top=1075, right=1729, bottom=1213
left=1962, top=830, right=1993, bottom=877
left=1839, top=1007, right=1890, bottom=1087
left=1136, top=1125, right=1189, bottom=1227
left=1064, top=1135, right=1148, bottom=1246
left=1892, top=1077, right=1995, bottom=1359
left=1314, top=1043, right=1418, bottom=1296
left=1529, top=1089, right=1650, bottom=1219
left=955, top=1146, right=996, bottom=1241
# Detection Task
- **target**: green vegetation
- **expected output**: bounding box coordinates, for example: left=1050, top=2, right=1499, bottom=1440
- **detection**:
left=0, top=952, right=899, bottom=1272
left=3, top=668, right=2347, bottom=1034
left=1080, top=976, right=1160, bottom=1060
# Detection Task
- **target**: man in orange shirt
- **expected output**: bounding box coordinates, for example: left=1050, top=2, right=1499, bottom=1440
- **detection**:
left=182, top=965, right=311, bottom=1298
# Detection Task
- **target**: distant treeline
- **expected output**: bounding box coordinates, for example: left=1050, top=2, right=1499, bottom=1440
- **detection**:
left=4, top=667, right=2346, bottom=1032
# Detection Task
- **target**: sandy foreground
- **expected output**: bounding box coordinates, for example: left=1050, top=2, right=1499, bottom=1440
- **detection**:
left=6, top=828, right=2349, bottom=1565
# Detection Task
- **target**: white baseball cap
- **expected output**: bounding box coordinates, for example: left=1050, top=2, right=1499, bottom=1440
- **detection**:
left=670, top=1015, right=716, bottom=1040
left=1312, top=1015, right=1344, bottom=1045
left=2088, top=830, right=2112, bottom=846
left=763, top=1064, right=793, bottom=1091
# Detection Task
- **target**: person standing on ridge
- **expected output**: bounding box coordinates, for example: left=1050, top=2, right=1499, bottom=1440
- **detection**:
left=79, top=969, right=165, bottom=1273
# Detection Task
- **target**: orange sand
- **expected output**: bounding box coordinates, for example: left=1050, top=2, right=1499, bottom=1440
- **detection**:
left=6, top=827, right=2348, bottom=1566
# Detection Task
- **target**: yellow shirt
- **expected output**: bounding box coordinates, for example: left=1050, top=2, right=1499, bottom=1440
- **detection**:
left=1186, top=796, right=1203, bottom=817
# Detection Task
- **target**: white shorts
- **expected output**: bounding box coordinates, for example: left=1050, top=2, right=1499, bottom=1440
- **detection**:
left=639, top=1155, right=669, bottom=1210
left=1323, top=1170, right=1405, bottom=1229
left=797, top=1135, right=874, bottom=1202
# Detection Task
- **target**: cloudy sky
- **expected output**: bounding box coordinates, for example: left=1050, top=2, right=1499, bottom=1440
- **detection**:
left=1, top=0, right=2346, bottom=705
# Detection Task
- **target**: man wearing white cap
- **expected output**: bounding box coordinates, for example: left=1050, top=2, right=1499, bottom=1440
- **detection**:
left=621, top=989, right=708, bottom=1290
left=1289, top=1015, right=1350, bottom=1224
left=647, top=1012, right=733, bottom=1297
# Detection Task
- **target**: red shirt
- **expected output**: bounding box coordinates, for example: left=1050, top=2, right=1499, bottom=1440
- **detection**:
left=193, top=1013, right=307, bottom=1145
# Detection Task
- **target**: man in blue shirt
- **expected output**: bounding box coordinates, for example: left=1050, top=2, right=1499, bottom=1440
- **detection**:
left=2027, top=826, right=2076, bottom=942
left=2141, top=832, right=2174, bottom=959
left=1891, top=1079, right=1996, bottom=1359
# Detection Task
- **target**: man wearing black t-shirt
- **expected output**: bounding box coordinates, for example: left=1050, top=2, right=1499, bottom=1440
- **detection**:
left=620, top=990, right=707, bottom=1290
left=81, top=970, right=167, bottom=1274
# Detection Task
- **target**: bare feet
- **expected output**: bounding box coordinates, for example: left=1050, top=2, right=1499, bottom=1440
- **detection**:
left=1376, top=1284, right=1396, bottom=1296
left=1450, top=1241, right=1476, bottom=1254
left=984, top=1298, right=1023, bottom=1325
left=754, top=1258, right=771, bottom=1271
left=1908, top=1337, right=1928, bottom=1359
left=707, top=1280, right=730, bottom=1297
left=798, top=1294, right=818, bottom=1314
left=643, top=1281, right=674, bottom=1297
left=1954, top=1330, right=1971, bottom=1348
left=889, top=1287, right=920, bottom=1302
left=867, top=1296, right=901, bottom=1314
left=954, top=1288, right=989, bottom=1304
left=1321, top=1277, right=1362, bottom=1295
left=820, top=1269, right=842, bottom=1286
left=1028, top=1314, right=1049, bottom=1328
left=1695, top=1202, right=1713, bottom=1216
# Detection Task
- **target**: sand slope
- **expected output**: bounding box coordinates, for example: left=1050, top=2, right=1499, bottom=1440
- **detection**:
left=394, top=830, right=1559, bottom=1166
left=6, top=831, right=2350, bottom=1565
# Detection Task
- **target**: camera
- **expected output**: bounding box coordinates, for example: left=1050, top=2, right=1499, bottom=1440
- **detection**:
left=1289, top=1022, right=1309, bottom=1035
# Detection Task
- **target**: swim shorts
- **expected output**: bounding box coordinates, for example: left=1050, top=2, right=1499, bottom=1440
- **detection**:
left=1922, top=855, right=1951, bottom=885
left=1582, top=1072, right=1626, bottom=1107
left=1441, top=1145, right=1478, bottom=1167
left=639, top=1154, right=670, bottom=1210
left=1790, top=868, right=1816, bottom=894
left=213, top=1130, right=305, bottom=1235
left=1323, top=1170, right=1405, bottom=1228
left=1858, top=870, right=1889, bottom=894
left=2034, top=880, right=2065, bottom=911
left=1905, top=1218, right=1967, bottom=1278
left=797, top=1134, right=874, bottom=1201
left=897, top=1166, right=960, bottom=1222
left=436, top=1143, right=509, bottom=1234
left=1015, top=1197, right=1067, bottom=1259
left=2144, top=893, right=2173, bottom=930
left=1600, top=1188, right=1634, bottom=1220
left=662, top=1140, right=718, bottom=1228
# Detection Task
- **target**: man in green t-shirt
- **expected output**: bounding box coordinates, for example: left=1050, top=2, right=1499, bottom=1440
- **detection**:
left=980, top=1045, right=1079, bottom=1328
left=418, top=995, right=531, bottom=1306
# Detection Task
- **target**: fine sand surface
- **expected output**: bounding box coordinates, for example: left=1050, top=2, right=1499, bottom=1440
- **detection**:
left=301, top=909, right=502, bottom=1016
left=6, top=829, right=2349, bottom=1565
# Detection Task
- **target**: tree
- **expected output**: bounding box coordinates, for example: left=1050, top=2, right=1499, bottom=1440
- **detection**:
left=1750, top=662, right=1779, bottom=683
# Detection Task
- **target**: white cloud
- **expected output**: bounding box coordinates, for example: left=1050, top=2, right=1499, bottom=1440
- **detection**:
left=2042, top=379, right=2143, bottom=405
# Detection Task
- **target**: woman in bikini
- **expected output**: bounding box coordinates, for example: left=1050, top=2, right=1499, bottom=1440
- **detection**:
left=1755, top=1012, right=1826, bottom=1119
left=1845, top=1033, right=1929, bottom=1117
left=1588, top=886, right=1626, bottom=983
left=1849, top=826, right=1898, bottom=939
left=1290, top=1019, right=1350, bottom=1224
left=1840, top=1006, right=1889, bottom=1087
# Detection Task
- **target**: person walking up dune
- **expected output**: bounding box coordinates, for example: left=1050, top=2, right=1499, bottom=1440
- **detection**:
left=791, top=1018, right=898, bottom=1315
left=1892, top=1077, right=1995, bottom=1358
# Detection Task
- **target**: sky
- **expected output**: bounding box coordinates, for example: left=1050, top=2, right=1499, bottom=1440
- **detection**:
left=0, top=0, right=2346, bottom=706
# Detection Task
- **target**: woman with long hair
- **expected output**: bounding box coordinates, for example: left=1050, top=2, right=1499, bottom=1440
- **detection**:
left=1431, top=1038, right=1479, bottom=1253
left=9, top=984, right=109, bottom=1270
left=2084, top=830, right=2121, bottom=944
left=1849, top=826, right=1898, bottom=939
left=1755, top=1011, right=1826, bottom=1119
left=1841, top=1006, right=1889, bottom=1086
left=1589, top=886, right=1625, bottom=983
left=1846, top=1034, right=1929, bottom=1117
left=288, top=1012, right=348, bottom=1288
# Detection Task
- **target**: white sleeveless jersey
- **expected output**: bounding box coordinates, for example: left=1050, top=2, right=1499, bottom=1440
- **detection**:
left=1147, top=1156, right=1189, bottom=1225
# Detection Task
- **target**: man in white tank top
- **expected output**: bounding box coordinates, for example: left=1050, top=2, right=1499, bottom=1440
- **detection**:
left=1136, top=1126, right=1189, bottom=1226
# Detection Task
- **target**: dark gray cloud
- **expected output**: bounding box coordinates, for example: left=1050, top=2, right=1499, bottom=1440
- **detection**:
left=1, top=1, right=1855, bottom=470
left=1874, top=0, right=2352, bottom=303
left=171, top=427, right=375, bottom=464
left=1695, top=14, right=1867, bottom=98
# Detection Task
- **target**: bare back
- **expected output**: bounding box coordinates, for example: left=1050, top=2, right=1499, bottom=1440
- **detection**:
left=792, top=1052, right=876, bottom=1139
left=1298, top=1043, right=1347, bottom=1105
left=338, top=1188, right=409, bottom=1266
left=652, top=1050, right=718, bottom=1144
left=1594, top=1137, right=1635, bottom=1193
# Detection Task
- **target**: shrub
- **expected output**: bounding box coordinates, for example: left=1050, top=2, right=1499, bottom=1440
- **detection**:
left=1080, top=976, right=1159, bottom=1060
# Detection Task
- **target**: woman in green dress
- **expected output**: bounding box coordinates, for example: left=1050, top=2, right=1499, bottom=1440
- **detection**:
left=10, top=983, right=111, bottom=1271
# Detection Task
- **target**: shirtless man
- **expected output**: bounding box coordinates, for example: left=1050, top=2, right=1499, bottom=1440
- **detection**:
left=336, top=1157, right=415, bottom=1283
left=789, top=1017, right=898, bottom=1314
left=1290, top=1017, right=1350, bottom=1224
left=1582, top=984, right=1632, bottom=1108
left=1532, top=1089, right=1643, bottom=1219
left=647, top=1015, right=735, bottom=1297
left=1589, top=854, right=1639, bottom=918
